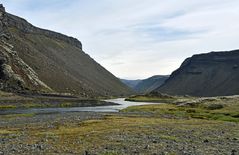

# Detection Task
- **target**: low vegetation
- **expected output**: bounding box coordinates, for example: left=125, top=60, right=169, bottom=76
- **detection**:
left=125, top=92, right=192, bottom=103
left=1, top=114, right=238, bottom=154
left=124, top=94, right=239, bottom=122
left=0, top=94, right=239, bottom=154
left=0, top=93, right=117, bottom=110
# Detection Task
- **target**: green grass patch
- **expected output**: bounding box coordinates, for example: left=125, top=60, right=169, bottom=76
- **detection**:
left=122, top=102, right=239, bottom=122
left=125, top=96, right=177, bottom=103
left=0, top=129, right=15, bottom=135
left=0, top=105, right=17, bottom=110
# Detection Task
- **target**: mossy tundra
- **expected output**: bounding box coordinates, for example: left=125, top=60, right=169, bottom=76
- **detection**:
left=1, top=95, right=239, bottom=154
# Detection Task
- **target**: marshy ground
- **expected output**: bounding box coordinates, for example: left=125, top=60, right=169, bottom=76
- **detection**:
left=0, top=93, right=239, bottom=154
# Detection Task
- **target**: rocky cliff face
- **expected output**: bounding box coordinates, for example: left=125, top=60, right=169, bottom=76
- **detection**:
left=0, top=4, right=52, bottom=92
left=0, top=4, right=132, bottom=97
left=155, top=50, right=239, bottom=97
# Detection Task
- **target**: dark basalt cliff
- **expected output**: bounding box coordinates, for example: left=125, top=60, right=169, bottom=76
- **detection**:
left=0, top=4, right=132, bottom=97
left=155, top=50, right=239, bottom=97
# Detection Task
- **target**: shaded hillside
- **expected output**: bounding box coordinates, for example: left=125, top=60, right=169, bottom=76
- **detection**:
left=155, top=50, right=239, bottom=97
left=0, top=5, right=132, bottom=97
left=134, top=75, right=169, bottom=93
left=120, top=79, right=141, bottom=89
left=121, top=75, right=168, bottom=93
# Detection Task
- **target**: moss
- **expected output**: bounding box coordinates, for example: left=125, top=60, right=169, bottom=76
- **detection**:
left=125, top=96, right=176, bottom=103
left=2, top=113, right=35, bottom=118
left=1, top=113, right=239, bottom=154
left=14, top=116, right=237, bottom=153
left=0, top=105, right=17, bottom=109
left=0, top=129, right=15, bottom=135
left=160, top=135, right=178, bottom=141
left=123, top=102, right=239, bottom=122
left=59, top=102, right=73, bottom=107
left=100, top=151, right=120, bottom=155
left=204, top=103, right=224, bottom=110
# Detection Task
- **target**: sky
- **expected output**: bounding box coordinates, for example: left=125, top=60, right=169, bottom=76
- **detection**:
left=1, top=0, right=239, bottom=79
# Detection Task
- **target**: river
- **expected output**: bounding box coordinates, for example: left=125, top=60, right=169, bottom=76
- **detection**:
left=0, top=98, right=160, bottom=115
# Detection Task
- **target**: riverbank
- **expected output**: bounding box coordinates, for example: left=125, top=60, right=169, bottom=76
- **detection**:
left=125, top=93, right=189, bottom=103
left=0, top=96, right=238, bottom=154
left=0, top=91, right=118, bottom=110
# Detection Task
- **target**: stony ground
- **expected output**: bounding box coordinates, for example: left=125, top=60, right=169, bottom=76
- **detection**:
left=0, top=112, right=238, bottom=154
left=0, top=95, right=239, bottom=155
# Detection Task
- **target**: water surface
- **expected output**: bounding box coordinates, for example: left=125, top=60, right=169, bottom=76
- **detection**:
left=0, top=98, right=160, bottom=115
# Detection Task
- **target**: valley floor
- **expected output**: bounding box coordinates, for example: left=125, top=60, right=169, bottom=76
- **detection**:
left=0, top=94, right=239, bottom=154
left=0, top=91, right=117, bottom=110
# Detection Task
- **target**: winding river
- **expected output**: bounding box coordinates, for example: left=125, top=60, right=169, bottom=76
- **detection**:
left=0, top=98, right=159, bottom=115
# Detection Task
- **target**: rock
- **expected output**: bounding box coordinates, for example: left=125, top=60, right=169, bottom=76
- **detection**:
left=203, top=139, right=209, bottom=143
left=156, top=50, right=239, bottom=97
left=84, top=150, right=89, bottom=155
left=233, top=64, right=238, bottom=69
left=0, top=4, right=132, bottom=97
left=144, top=145, right=150, bottom=149
left=0, top=4, right=5, bottom=13
left=231, top=150, right=237, bottom=155
left=36, top=144, right=44, bottom=150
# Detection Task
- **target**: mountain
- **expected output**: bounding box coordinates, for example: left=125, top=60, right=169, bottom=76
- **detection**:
left=121, top=75, right=169, bottom=93
left=120, top=79, right=141, bottom=89
left=155, top=50, right=239, bottom=97
left=0, top=4, right=132, bottom=97
left=134, top=75, right=169, bottom=93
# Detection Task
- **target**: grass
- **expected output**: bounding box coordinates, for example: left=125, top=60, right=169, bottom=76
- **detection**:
left=0, top=103, right=49, bottom=110
left=0, top=129, right=15, bottom=135
left=126, top=97, right=176, bottom=103
left=124, top=94, right=239, bottom=122
left=0, top=91, right=15, bottom=97
left=1, top=94, right=239, bottom=154
left=0, top=105, right=17, bottom=109
left=122, top=101, right=239, bottom=122
left=2, top=113, right=36, bottom=119
left=9, top=115, right=238, bottom=154
left=0, top=101, right=102, bottom=110
left=17, top=102, right=74, bottom=108
left=125, top=94, right=191, bottom=103
left=125, top=96, right=176, bottom=103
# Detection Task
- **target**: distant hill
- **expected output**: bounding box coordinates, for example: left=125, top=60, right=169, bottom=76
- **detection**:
left=0, top=5, right=132, bottom=97
left=121, top=75, right=169, bottom=93
left=135, top=75, right=169, bottom=93
left=120, top=79, right=141, bottom=89
left=155, top=50, right=239, bottom=97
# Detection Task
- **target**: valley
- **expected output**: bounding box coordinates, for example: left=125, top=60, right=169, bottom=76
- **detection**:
left=0, top=3, right=239, bottom=155
left=1, top=95, right=238, bottom=154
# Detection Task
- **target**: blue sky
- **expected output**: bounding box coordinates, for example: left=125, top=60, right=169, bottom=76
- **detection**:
left=1, top=0, right=239, bottom=79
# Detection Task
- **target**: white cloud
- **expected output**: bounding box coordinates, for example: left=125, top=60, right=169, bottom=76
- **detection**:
left=2, top=0, right=239, bottom=79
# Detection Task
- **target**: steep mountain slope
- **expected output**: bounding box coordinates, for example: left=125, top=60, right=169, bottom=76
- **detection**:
left=134, top=75, right=169, bottom=93
left=0, top=5, right=132, bottom=97
left=155, top=50, right=239, bottom=97
left=120, top=79, right=141, bottom=89
left=121, top=75, right=169, bottom=93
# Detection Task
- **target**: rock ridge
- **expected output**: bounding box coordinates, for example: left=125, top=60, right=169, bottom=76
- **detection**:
left=0, top=5, right=82, bottom=49
left=155, top=50, right=239, bottom=97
